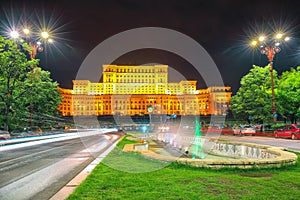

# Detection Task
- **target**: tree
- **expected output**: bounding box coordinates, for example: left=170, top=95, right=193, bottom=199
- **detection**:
left=230, top=65, right=278, bottom=123
left=0, top=36, right=37, bottom=132
left=276, top=67, right=300, bottom=123
left=0, top=36, right=62, bottom=132
left=15, top=67, right=62, bottom=128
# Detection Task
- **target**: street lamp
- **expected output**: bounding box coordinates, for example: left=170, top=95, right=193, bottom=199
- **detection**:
left=147, top=105, right=153, bottom=132
left=10, top=30, right=19, bottom=39
left=9, top=27, right=53, bottom=127
left=250, top=32, right=290, bottom=124
left=9, top=28, right=52, bottom=59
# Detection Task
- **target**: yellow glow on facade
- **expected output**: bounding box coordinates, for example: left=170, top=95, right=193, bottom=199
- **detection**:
left=58, top=65, right=232, bottom=116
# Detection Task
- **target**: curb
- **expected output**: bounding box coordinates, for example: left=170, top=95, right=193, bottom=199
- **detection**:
left=49, top=136, right=122, bottom=200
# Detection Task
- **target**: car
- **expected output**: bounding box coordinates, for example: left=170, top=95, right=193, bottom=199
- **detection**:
left=0, top=130, right=10, bottom=140
left=274, top=124, right=300, bottom=140
left=239, top=125, right=256, bottom=135
left=233, top=125, right=241, bottom=135
left=221, top=126, right=234, bottom=135
left=254, top=124, right=272, bottom=132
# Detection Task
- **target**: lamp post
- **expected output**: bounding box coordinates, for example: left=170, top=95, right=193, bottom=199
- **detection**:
left=147, top=105, right=153, bottom=132
left=9, top=27, right=53, bottom=127
left=250, top=33, right=290, bottom=124
left=10, top=28, right=53, bottom=60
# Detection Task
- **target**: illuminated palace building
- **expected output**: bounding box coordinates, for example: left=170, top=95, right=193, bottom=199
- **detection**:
left=58, top=65, right=231, bottom=116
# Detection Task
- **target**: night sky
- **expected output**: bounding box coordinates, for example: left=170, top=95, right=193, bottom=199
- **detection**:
left=1, top=0, right=300, bottom=93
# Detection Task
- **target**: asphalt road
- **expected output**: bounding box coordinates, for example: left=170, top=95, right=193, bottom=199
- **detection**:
left=0, top=131, right=120, bottom=200
left=220, top=135, right=300, bottom=152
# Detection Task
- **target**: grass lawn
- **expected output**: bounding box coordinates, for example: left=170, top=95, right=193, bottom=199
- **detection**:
left=67, top=136, right=300, bottom=200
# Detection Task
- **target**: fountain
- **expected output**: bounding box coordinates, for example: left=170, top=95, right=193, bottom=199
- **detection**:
left=192, top=116, right=204, bottom=159
left=123, top=117, right=297, bottom=169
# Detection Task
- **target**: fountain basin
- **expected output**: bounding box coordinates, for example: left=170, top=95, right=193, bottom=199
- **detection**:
left=123, top=140, right=297, bottom=169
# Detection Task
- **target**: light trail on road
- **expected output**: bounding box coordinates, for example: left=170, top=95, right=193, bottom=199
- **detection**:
left=0, top=129, right=121, bottom=200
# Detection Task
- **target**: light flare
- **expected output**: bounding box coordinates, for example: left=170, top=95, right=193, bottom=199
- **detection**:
left=23, top=28, right=30, bottom=35
left=250, top=40, right=258, bottom=46
left=258, top=35, right=265, bottom=42
left=10, top=30, right=19, bottom=38
left=41, top=31, right=49, bottom=39
left=275, top=33, right=283, bottom=39
left=284, top=37, right=290, bottom=42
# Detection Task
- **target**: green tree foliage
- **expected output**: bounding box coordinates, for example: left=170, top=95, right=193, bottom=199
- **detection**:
left=0, top=36, right=62, bottom=133
left=230, top=65, right=278, bottom=123
left=0, top=36, right=37, bottom=132
left=276, top=67, right=300, bottom=123
left=16, top=68, right=62, bottom=128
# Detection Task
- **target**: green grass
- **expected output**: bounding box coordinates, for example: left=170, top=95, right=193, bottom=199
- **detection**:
left=116, top=135, right=139, bottom=149
left=67, top=137, right=300, bottom=200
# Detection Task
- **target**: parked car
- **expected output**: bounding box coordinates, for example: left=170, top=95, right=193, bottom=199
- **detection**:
left=221, top=126, right=234, bottom=135
left=274, top=124, right=300, bottom=140
left=254, top=124, right=272, bottom=132
left=253, top=124, right=274, bottom=137
left=0, top=130, right=10, bottom=140
left=232, top=125, right=241, bottom=135
left=240, top=125, right=256, bottom=135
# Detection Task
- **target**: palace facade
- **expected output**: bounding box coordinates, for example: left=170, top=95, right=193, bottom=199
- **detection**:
left=58, top=65, right=231, bottom=116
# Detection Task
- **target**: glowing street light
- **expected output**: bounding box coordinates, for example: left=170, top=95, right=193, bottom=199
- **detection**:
left=250, top=40, right=258, bottom=46
left=284, top=37, right=290, bottom=42
left=258, top=35, right=265, bottom=42
left=275, top=33, right=283, bottom=40
left=10, top=30, right=19, bottom=39
left=41, top=31, right=49, bottom=39
left=7, top=25, right=54, bottom=127
left=250, top=31, right=290, bottom=124
left=23, top=28, right=30, bottom=35
left=7, top=27, right=53, bottom=59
